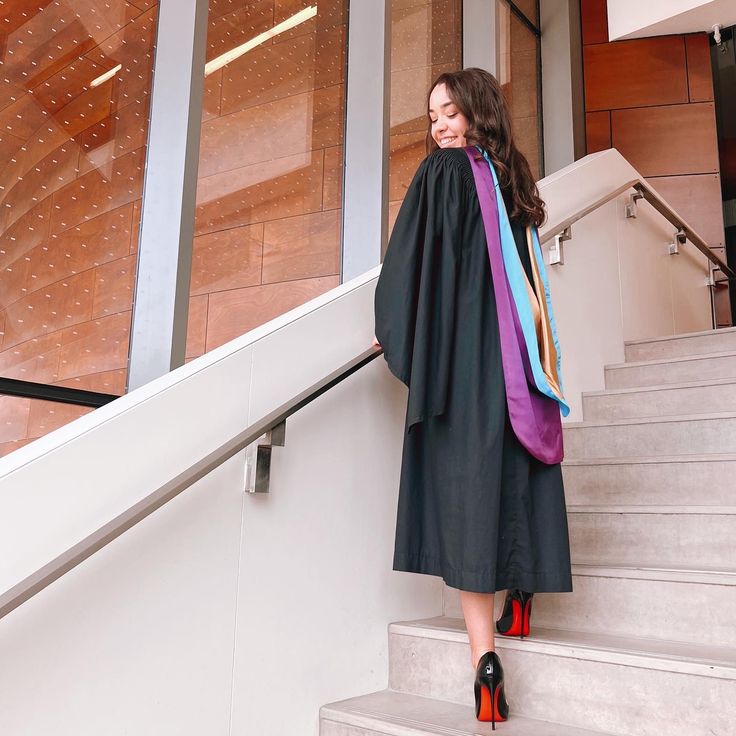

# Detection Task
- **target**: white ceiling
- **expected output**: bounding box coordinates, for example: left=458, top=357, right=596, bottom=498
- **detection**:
left=608, top=0, right=736, bottom=41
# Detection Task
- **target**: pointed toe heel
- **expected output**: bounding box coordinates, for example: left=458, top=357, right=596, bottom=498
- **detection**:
left=474, top=650, right=509, bottom=729
left=495, top=589, right=533, bottom=639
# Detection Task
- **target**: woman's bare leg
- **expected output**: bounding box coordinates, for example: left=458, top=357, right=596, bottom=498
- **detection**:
left=459, top=590, right=495, bottom=668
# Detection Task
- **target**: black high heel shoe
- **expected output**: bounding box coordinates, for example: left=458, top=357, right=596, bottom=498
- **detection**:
left=474, top=650, right=509, bottom=729
left=496, top=589, right=534, bottom=639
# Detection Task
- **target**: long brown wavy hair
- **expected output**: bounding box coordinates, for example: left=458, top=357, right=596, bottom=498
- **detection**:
left=427, top=68, right=545, bottom=227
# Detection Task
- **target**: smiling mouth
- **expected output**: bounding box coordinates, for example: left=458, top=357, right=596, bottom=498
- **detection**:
left=439, top=136, right=457, bottom=146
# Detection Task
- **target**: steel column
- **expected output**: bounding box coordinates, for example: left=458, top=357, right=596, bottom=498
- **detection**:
left=341, top=0, right=391, bottom=280
left=463, top=0, right=500, bottom=75
left=127, top=0, right=209, bottom=390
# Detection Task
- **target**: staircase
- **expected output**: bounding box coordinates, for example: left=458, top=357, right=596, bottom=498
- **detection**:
left=320, top=327, right=736, bottom=736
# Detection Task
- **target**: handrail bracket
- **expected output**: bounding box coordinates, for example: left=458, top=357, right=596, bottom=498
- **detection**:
left=244, top=421, right=287, bottom=494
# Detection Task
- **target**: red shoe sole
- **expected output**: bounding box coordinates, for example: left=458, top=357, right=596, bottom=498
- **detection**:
left=477, top=683, right=507, bottom=723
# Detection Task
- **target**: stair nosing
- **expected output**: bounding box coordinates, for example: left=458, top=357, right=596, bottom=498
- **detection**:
left=567, top=504, right=736, bottom=515
left=624, top=326, right=736, bottom=346
left=562, top=452, right=736, bottom=466
left=605, top=349, right=736, bottom=370
left=389, top=618, right=736, bottom=681
left=563, top=409, right=736, bottom=429
left=570, top=562, right=736, bottom=585
left=583, top=376, right=736, bottom=397
left=321, top=691, right=617, bottom=736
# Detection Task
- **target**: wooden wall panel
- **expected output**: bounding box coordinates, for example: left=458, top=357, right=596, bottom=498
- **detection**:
left=585, top=110, right=611, bottom=153
left=581, top=0, right=608, bottom=45
left=584, top=37, right=689, bottom=111
left=685, top=34, right=715, bottom=103
left=648, top=174, right=725, bottom=247
left=612, top=103, right=719, bottom=177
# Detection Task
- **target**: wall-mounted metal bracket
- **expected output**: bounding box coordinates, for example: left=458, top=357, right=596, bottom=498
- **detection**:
left=625, top=191, right=644, bottom=219
left=549, top=226, right=571, bottom=266
left=668, top=228, right=686, bottom=255
left=244, top=421, right=287, bottom=494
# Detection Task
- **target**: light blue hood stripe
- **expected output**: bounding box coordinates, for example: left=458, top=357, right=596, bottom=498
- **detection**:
left=479, top=149, right=569, bottom=416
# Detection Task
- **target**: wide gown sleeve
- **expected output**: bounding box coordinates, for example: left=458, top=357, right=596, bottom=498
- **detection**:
left=374, top=151, right=472, bottom=432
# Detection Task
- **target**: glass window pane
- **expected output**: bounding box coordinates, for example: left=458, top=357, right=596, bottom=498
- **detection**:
left=388, top=0, right=462, bottom=234
left=188, top=0, right=348, bottom=357
left=510, top=0, right=538, bottom=27
left=0, top=395, right=93, bottom=458
left=0, top=1, right=158, bottom=449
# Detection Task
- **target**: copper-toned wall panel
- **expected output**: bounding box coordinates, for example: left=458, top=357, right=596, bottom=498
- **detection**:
left=27, top=401, right=93, bottom=438
left=0, top=2, right=159, bottom=451
left=584, top=37, right=689, bottom=111
left=188, top=1, right=348, bottom=361
left=586, top=110, right=611, bottom=153
left=262, top=210, right=340, bottom=283
left=57, top=370, right=127, bottom=395
left=191, top=224, right=263, bottom=296
left=388, top=0, right=462, bottom=225
left=0, top=396, right=31, bottom=443
left=649, top=174, right=725, bottom=248
left=685, top=33, right=715, bottom=103
left=612, top=103, right=719, bottom=177
left=205, top=275, right=339, bottom=351
left=57, top=313, right=131, bottom=381
left=186, top=295, right=209, bottom=359
left=581, top=0, right=608, bottom=45
left=92, top=256, right=136, bottom=319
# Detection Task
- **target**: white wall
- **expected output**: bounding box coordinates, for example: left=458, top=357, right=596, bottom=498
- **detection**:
left=539, top=150, right=711, bottom=420
left=608, top=0, right=736, bottom=40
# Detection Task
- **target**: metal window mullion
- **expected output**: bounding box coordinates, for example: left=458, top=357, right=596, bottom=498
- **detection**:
left=463, top=0, right=500, bottom=75
left=127, top=0, right=209, bottom=391
left=341, top=0, right=391, bottom=280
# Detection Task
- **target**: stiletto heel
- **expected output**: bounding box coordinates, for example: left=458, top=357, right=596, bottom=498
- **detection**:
left=496, top=589, right=534, bottom=638
left=474, top=650, right=509, bottom=728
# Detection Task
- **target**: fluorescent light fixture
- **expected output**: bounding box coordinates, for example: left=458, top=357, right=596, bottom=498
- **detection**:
left=90, top=63, right=122, bottom=88
left=204, top=5, right=317, bottom=77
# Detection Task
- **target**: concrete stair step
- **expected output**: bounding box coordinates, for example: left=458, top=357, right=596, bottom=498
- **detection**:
left=567, top=505, right=736, bottom=568
left=604, top=351, right=736, bottom=389
left=320, top=689, right=613, bottom=736
left=442, top=564, right=736, bottom=648
left=563, top=411, right=736, bottom=459
left=534, top=563, right=736, bottom=647
left=624, top=326, right=736, bottom=362
left=561, top=453, right=736, bottom=506
left=389, top=617, right=736, bottom=736
left=581, top=377, right=736, bottom=421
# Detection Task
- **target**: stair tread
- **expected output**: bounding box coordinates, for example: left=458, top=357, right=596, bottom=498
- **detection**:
left=624, top=326, right=736, bottom=346
left=563, top=452, right=736, bottom=465
left=605, top=349, right=736, bottom=370
left=390, top=617, right=736, bottom=679
left=321, top=689, right=615, bottom=736
left=583, top=376, right=736, bottom=397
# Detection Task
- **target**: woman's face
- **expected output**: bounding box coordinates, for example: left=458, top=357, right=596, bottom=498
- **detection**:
left=429, top=83, right=469, bottom=149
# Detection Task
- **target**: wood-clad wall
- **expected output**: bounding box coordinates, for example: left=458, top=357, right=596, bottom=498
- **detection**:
left=581, top=0, right=729, bottom=326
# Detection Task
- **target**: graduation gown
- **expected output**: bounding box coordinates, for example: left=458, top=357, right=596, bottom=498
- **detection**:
left=374, top=147, right=572, bottom=593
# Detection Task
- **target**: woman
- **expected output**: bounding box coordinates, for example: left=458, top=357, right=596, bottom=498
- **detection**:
left=373, top=69, right=572, bottom=728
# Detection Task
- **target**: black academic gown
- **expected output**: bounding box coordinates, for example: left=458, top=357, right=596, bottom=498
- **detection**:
left=375, top=147, right=572, bottom=594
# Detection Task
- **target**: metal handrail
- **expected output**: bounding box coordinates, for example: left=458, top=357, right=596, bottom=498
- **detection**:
left=0, top=346, right=383, bottom=621
left=0, top=377, right=119, bottom=408
left=541, top=178, right=736, bottom=281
